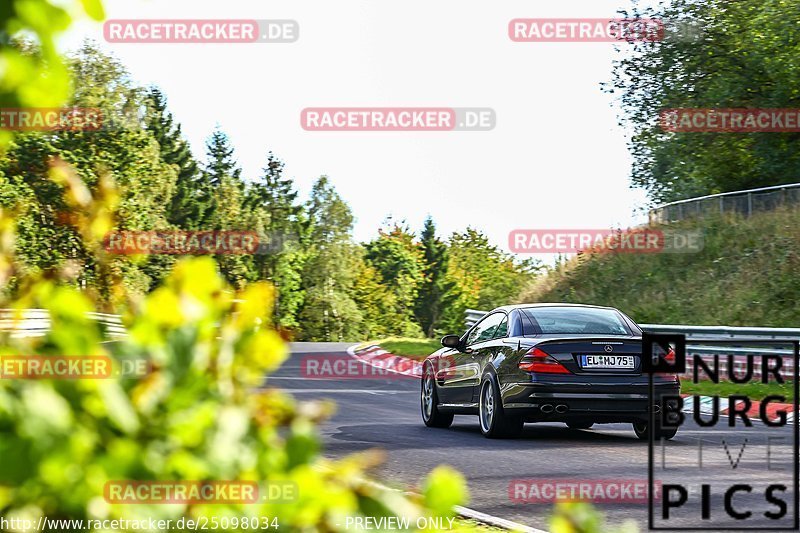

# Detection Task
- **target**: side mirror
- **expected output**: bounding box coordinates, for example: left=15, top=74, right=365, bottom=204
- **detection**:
left=441, top=334, right=462, bottom=350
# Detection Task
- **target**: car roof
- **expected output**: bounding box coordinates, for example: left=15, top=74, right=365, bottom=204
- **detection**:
left=488, top=303, right=621, bottom=313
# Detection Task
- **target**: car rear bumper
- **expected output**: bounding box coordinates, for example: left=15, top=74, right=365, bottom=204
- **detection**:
left=502, top=381, right=680, bottom=423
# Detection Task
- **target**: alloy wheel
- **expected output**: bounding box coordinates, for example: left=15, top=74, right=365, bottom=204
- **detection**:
left=480, top=382, right=494, bottom=432
left=422, top=375, right=434, bottom=420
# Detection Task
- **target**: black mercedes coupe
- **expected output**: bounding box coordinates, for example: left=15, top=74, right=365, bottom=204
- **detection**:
left=420, top=304, right=680, bottom=439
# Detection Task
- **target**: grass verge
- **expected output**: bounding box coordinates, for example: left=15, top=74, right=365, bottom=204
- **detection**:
left=521, top=208, right=800, bottom=327
left=680, top=380, right=794, bottom=402
left=374, top=337, right=441, bottom=360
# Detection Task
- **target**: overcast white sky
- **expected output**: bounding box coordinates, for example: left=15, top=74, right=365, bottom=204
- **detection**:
left=61, top=0, right=658, bottom=253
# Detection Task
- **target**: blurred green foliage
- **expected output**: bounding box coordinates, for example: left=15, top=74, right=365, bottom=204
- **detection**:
left=0, top=0, right=104, bottom=147
left=0, top=2, right=478, bottom=531
left=0, top=169, right=475, bottom=531
left=550, top=502, right=638, bottom=533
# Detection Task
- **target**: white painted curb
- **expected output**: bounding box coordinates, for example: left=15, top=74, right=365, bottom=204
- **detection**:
left=347, top=343, right=423, bottom=378
left=455, top=505, right=549, bottom=533
left=356, top=474, right=548, bottom=532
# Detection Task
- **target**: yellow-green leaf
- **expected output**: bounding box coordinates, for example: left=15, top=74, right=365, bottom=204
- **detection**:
left=80, top=0, right=105, bottom=21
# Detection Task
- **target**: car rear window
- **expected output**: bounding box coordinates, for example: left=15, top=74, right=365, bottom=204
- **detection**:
left=519, top=307, right=631, bottom=336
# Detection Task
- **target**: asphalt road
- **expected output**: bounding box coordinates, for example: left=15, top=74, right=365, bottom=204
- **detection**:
left=267, top=342, right=798, bottom=531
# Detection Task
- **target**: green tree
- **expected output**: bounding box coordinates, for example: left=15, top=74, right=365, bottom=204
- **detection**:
left=0, top=43, right=177, bottom=300
left=608, top=0, right=800, bottom=203
left=271, top=242, right=308, bottom=332
left=298, top=176, right=362, bottom=341
left=351, top=256, right=405, bottom=339
left=207, top=176, right=257, bottom=288
left=415, top=217, right=457, bottom=337
left=200, top=128, right=258, bottom=288
left=145, top=87, right=211, bottom=229
left=204, top=127, right=242, bottom=188
left=441, top=228, right=540, bottom=333
left=246, top=155, right=302, bottom=289
left=246, top=153, right=300, bottom=238
left=240, top=153, right=307, bottom=330
left=363, top=222, right=425, bottom=337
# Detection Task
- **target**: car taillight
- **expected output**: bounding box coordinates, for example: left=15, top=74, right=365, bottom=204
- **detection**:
left=655, top=347, right=679, bottom=381
left=519, top=347, right=571, bottom=374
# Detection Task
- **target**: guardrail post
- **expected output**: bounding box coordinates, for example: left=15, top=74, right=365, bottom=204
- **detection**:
left=747, top=192, right=752, bottom=216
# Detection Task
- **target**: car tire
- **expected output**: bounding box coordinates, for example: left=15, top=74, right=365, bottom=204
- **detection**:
left=632, top=421, right=678, bottom=440
left=479, top=375, right=523, bottom=438
left=566, top=421, right=594, bottom=430
left=421, top=366, right=454, bottom=428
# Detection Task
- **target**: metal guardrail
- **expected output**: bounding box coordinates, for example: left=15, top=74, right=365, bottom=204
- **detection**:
left=464, top=308, right=798, bottom=379
left=639, top=323, right=800, bottom=342
left=465, top=309, right=487, bottom=329
left=0, top=309, right=127, bottom=340
left=648, top=182, right=800, bottom=224
left=465, top=309, right=800, bottom=341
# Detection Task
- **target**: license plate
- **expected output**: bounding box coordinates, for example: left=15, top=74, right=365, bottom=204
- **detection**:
left=580, top=355, right=634, bottom=369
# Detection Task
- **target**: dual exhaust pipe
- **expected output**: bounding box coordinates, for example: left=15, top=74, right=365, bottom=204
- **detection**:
left=540, top=403, right=568, bottom=414
left=539, top=404, right=660, bottom=414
